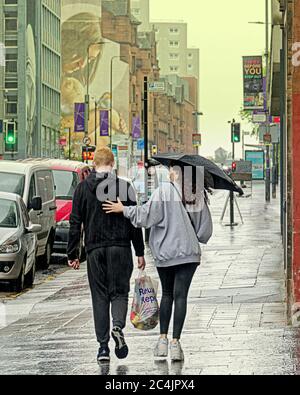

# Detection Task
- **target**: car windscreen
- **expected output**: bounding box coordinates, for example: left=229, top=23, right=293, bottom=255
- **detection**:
left=0, top=173, right=25, bottom=197
left=53, top=170, right=79, bottom=200
left=0, top=199, right=19, bottom=228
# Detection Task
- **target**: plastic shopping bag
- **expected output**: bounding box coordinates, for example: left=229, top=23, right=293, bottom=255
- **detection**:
left=130, top=271, right=159, bottom=331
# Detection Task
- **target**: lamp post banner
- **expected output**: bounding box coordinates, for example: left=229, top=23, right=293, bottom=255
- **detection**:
left=74, top=103, right=85, bottom=132
left=100, top=110, right=109, bottom=137
left=243, top=56, right=264, bottom=111
left=132, top=116, right=141, bottom=139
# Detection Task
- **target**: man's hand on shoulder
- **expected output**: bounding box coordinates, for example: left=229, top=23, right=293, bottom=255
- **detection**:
left=68, top=259, right=80, bottom=271
left=137, top=256, right=146, bottom=271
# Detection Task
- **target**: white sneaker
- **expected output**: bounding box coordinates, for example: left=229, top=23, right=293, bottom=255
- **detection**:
left=154, top=338, right=169, bottom=358
left=170, top=341, right=184, bottom=362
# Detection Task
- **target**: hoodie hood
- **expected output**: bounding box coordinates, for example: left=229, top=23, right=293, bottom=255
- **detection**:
left=86, top=170, right=118, bottom=197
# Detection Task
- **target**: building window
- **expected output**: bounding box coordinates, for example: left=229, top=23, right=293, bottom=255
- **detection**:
left=169, top=41, right=179, bottom=48
left=132, top=55, right=136, bottom=73
left=169, top=53, right=179, bottom=60
left=188, top=53, right=193, bottom=59
left=169, top=27, right=179, bottom=34
left=5, top=17, right=17, bottom=33
left=5, top=39, right=17, bottom=47
left=170, top=66, right=179, bottom=72
left=188, top=64, right=193, bottom=69
left=132, top=85, right=136, bottom=103
left=5, top=53, right=17, bottom=73
left=6, top=102, right=17, bottom=114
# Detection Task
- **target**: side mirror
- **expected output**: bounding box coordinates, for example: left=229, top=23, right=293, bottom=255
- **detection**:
left=30, top=196, right=42, bottom=211
left=26, top=224, right=42, bottom=234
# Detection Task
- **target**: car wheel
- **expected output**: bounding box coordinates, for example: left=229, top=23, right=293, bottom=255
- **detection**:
left=39, top=241, right=52, bottom=270
left=13, top=260, right=26, bottom=293
left=25, top=259, right=36, bottom=287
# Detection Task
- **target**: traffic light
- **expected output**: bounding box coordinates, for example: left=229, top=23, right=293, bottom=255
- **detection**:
left=231, top=123, right=241, bottom=143
left=152, top=145, right=158, bottom=156
left=232, top=162, right=237, bottom=173
left=5, top=121, right=17, bottom=152
left=6, top=122, right=16, bottom=145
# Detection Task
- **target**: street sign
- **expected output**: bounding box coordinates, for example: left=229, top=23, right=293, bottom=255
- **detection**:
left=270, top=124, right=280, bottom=143
left=271, top=116, right=281, bottom=124
left=263, top=133, right=272, bottom=144
left=252, top=112, right=267, bottom=124
left=245, top=150, right=265, bottom=180
left=231, top=160, right=253, bottom=182
left=192, top=134, right=202, bottom=147
left=137, top=139, right=144, bottom=150
left=148, top=81, right=165, bottom=93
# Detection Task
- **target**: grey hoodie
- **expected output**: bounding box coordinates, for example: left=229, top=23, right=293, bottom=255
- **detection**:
left=123, top=182, right=213, bottom=268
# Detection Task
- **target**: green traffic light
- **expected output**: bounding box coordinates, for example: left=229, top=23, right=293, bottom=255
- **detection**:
left=7, top=136, right=14, bottom=143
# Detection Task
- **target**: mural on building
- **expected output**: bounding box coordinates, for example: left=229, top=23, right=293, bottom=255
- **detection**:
left=61, top=0, right=129, bottom=155
left=26, top=0, right=37, bottom=157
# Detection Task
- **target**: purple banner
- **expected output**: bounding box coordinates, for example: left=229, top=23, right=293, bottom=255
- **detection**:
left=132, top=116, right=141, bottom=139
left=74, top=103, right=85, bottom=132
left=100, top=110, right=109, bottom=137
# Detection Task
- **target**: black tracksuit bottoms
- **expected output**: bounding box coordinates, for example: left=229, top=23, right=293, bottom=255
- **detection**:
left=87, top=246, right=133, bottom=347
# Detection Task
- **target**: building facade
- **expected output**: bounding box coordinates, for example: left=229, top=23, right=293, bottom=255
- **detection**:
left=186, top=47, right=200, bottom=83
left=269, top=0, right=300, bottom=323
left=152, top=22, right=188, bottom=77
left=0, top=0, right=61, bottom=159
left=285, top=0, right=300, bottom=323
left=130, top=0, right=150, bottom=31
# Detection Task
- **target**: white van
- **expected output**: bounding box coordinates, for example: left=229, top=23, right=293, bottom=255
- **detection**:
left=0, top=162, right=56, bottom=269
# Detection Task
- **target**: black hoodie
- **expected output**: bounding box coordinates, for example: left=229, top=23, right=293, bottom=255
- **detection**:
left=67, top=170, right=145, bottom=260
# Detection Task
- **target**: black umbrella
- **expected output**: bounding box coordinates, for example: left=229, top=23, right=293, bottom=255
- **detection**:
left=152, top=153, right=243, bottom=195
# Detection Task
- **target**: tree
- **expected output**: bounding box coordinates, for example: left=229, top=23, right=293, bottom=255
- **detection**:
left=215, top=147, right=228, bottom=164
left=239, top=107, right=259, bottom=137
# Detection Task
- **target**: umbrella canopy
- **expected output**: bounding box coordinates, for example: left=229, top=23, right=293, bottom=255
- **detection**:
left=152, top=153, right=243, bottom=194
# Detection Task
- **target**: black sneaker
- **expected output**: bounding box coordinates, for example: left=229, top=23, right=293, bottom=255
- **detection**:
left=111, top=327, right=129, bottom=359
left=97, top=346, right=110, bottom=363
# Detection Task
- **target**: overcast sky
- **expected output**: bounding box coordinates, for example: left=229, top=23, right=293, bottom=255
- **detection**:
left=150, top=0, right=266, bottom=157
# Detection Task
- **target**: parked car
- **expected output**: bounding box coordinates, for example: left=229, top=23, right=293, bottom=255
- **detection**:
left=0, top=161, right=56, bottom=269
left=35, top=160, right=91, bottom=257
left=0, top=192, right=41, bottom=291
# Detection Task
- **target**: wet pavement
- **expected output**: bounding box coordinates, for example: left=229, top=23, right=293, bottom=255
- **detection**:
left=0, top=182, right=299, bottom=375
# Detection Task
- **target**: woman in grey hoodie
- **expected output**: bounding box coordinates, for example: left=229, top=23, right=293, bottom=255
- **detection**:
left=103, top=166, right=213, bottom=362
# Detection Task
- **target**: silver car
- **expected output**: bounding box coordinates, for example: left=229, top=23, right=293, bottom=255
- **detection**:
left=0, top=192, right=41, bottom=292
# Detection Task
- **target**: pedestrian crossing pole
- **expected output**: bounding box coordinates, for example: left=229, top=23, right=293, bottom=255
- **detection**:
left=227, top=120, right=238, bottom=227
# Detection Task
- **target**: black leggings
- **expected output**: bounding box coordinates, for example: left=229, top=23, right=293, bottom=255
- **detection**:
left=157, top=262, right=198, bottom=340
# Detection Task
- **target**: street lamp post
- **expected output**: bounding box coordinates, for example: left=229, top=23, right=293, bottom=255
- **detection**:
left=265, top=0, right=271, bottom=203
left=248, top=1, right=271, bottom=202
left=84, top=41, right=106, bottom=141
left=242, top=131, right=250, bottom=160
left=192, top=111, right=203, bottom=153
left=110, top=56, right=126, bottom=150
